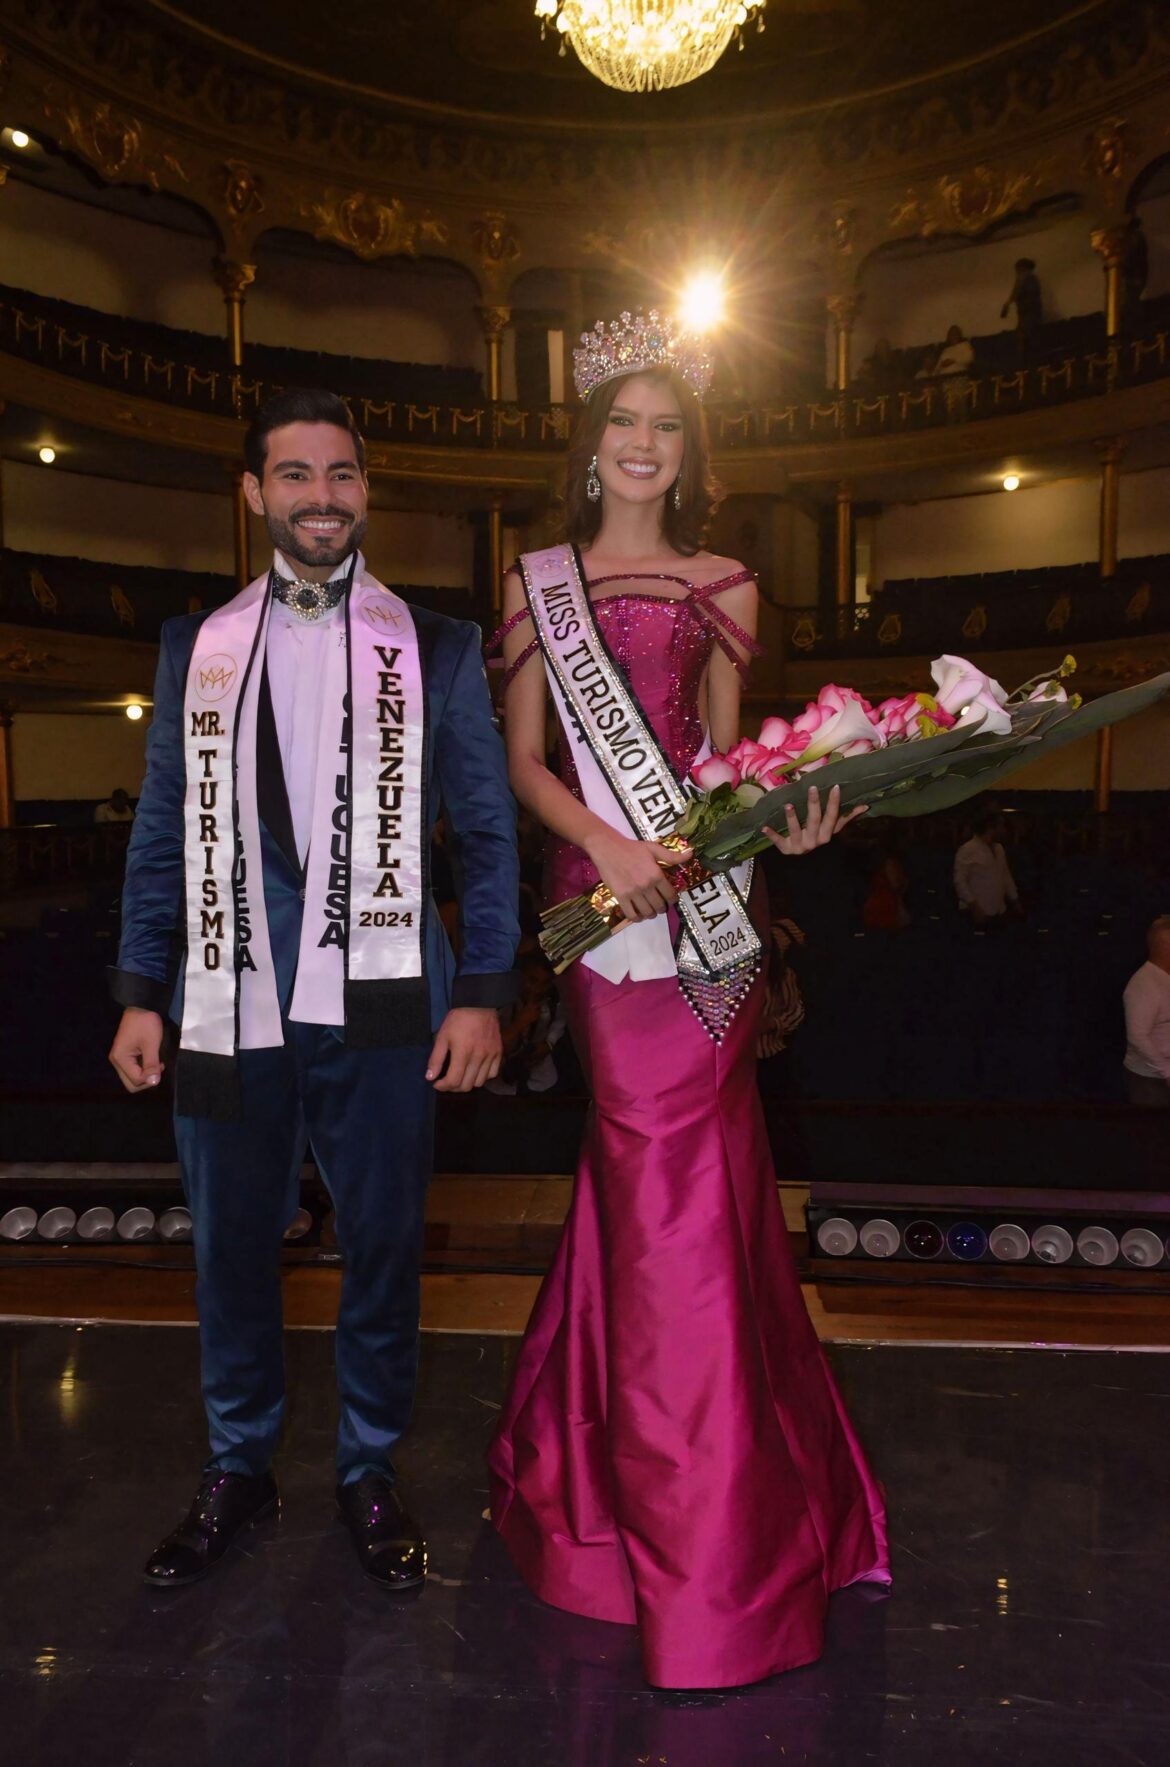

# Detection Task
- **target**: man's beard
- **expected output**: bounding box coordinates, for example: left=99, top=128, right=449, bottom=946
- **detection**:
left=264, top=504, right=368, bottom=572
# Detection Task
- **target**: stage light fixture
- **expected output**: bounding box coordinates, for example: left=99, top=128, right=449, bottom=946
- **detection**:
left=1002, top=474, right=1020, bottom=491
left=904, top=1219, right=944, bottom=1259
left=125, top=703, right=144, bottom=721
left=816, top=1216, right=858, bottom=1257
left=679, top=270, right=725, bottom=334
left=946, top=1221, right=988, bottom=1261
left=116, top=1206, right=156, bottom=1241
left=1075, top=1226, right=1119, bottom=1267
left=0, top=1206, right=37, bottom=1241
left=38, top=445, right=57, bottom=464
left=77, top=1206, right=116, bottom=1242
left=988, top=1224, right=1031, bottom=1261
left=157, top=1207, right=193, bottom=1242
left=1120, top=1227, right=1164, bottom=1268
left=9, top=130, right=30, bottom=149
left=37, top=1207, right=77, bottom=1241
left=1030, top=1223, right=1073, bottom=1264
left=858, top=1218, right=900, bottom=1258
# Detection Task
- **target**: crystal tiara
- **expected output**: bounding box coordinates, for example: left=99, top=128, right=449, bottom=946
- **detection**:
left=572, top=309, right=714, bottom=402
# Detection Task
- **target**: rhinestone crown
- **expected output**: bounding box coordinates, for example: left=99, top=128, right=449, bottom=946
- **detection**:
left=572, top=309, right=713, bottom=402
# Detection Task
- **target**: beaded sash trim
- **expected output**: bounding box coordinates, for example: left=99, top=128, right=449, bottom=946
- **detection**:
left=520, top=543, right=762, bottom=1041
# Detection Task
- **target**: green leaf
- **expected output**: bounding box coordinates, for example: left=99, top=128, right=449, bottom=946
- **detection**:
left=695, top=671, right=1170, bottom=861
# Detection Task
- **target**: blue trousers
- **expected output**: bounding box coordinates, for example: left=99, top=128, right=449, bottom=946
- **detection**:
left=174, top=1022, right=434, bottom=1484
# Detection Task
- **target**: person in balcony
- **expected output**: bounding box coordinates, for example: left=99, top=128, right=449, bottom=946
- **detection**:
left=1122, top=916, right=1170, bottom=1106
left=934, top=325, right=974, bottom=377
left=954, top=808, right=1021, bottom=928
left=1000, top=258, right=1043, bottom=357
left=487, top=311, right=889, bottom=1691
left=93, top=787, right=135, bottom=824
left=106, top=387, right=519, bottom=1595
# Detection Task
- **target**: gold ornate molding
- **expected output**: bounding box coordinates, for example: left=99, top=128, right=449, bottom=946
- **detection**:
left=218, top=159, right=265, bottom=236
left=47, top=90, right=187, bottom=191
left=300, top=189, right=448, bottom=261
left=212, top=257, right=256, bottom=301
left=471, top=210, right=520, bottom=286
left=889, top=163, right=1043, bottom=240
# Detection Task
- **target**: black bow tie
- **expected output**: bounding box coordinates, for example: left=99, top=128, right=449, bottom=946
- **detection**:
left=271, top=571, right=347, bottom=622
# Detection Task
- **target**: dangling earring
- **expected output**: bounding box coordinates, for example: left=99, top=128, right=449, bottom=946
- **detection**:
left=673, top=475, right=683, bottom=511
left=586, top=455, right=601, bottom=503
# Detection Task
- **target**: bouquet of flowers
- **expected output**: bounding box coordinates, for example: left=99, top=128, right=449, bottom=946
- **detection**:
left=539, top=653, right=1170, bottom=973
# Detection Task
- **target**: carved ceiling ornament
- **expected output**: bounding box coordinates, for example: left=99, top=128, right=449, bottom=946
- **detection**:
left=889, top=162, right=1042, bottom=240
left=50, top=92, right=187, bottom=191
left=220, top=159, right=265, bottom=231
left=472, top=210, right=520, bottom=271
left=1083, top=117, right=1137, bottom=213
left=300, top=189, right=449, bottom=261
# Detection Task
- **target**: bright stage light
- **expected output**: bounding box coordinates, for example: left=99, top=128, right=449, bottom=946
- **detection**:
left=9, top=130, right=30, bottom=150
left=38, top=445, right=57, bottom=465
left=125, top=703, right=144, bottom=721
left=1002, top=474, right=1020, bottom=492
left=679, top=271, right=725, bottom=334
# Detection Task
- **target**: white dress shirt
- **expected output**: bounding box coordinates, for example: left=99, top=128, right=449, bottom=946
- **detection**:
left=265, top=552, right=349, bottom=866
left=1123, top=961, right=1170, bottom=1080
left=954, top=837, right=1018, bottom=919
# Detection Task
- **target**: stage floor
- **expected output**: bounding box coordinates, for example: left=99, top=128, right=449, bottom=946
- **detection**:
left=4, top=1323, right=1167, bottom=1766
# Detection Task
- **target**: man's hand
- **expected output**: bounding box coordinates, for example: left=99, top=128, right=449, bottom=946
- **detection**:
left=109, top=1007, right=166, bottom=1094
left=426, top=1006, right=502, bottom=1093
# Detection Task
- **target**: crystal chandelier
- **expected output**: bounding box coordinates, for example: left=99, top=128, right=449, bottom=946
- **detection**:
left=534, top=2, right=766, bottom=95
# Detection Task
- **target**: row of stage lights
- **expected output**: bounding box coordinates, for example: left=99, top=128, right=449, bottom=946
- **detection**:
left=0, top=1205, right=316, bottom=1245
left=811, top=1211, right=1170, bottom=1270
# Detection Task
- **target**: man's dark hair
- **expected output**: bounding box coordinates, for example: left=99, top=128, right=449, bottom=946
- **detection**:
left=244, top=387, right=366, bottom=481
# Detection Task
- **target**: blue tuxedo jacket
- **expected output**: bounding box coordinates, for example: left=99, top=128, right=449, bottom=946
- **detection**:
left=111, top=597, right=520, bottom=1034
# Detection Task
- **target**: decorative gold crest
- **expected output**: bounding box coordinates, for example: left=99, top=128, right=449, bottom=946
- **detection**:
left=301, top=191, right=448, bottom=262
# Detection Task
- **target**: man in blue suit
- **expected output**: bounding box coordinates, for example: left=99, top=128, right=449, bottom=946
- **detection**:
left=109, top=388, right=519, bottom=1590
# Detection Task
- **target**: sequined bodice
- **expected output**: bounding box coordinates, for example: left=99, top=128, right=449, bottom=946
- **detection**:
left=549, top=593, right=720, bottom=898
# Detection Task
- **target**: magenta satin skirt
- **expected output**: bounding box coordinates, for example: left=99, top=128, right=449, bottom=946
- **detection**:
left=488, top=942, right=890, bottom=1690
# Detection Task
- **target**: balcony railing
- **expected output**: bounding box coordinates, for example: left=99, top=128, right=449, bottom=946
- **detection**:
left=0, top=823, right=131, bottom=893
left=3, top=286, right=1170, bottom=454
left=779, top=557, right=1170, bottom=661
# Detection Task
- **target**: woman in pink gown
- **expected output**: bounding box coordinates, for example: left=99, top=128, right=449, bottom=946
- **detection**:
left=488, top=319, right=889, bottom=1690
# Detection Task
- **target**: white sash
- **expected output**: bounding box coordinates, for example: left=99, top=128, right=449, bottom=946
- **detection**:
left=179, top=554, right=427, bottom=1110
left=521, top=545, right=762, bottom=1028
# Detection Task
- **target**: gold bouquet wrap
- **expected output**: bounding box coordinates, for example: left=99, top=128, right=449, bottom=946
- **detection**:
left=539, top=835, right=707, bottom=974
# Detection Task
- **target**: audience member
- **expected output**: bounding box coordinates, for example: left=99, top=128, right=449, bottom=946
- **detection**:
left=933, top=325, right=974, bottom=376
left=1000, top=258, right=1043, bottom=355
left=93, top=788, right=135, bottom=824
left=954, top=809, right=1020, bottom=927
left=863, top=843, right=911, bottom=930
left=1122, top=915, right=1170, bottom=1106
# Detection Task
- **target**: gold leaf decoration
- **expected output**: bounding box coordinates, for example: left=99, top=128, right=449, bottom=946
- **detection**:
left=301, top=191, right=448, bottom=262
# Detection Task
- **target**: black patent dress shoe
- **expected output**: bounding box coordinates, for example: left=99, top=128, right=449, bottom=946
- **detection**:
left=336, top=1472, right=427, bottom=1589
left=143, top=1470, right=279, bottom=1588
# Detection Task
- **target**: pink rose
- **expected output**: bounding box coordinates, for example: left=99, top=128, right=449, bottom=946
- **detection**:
left=792, top=694, right=885, bottom=767
left=758, top=715, right=795, bottom=749
left=726, top=738, right=777, bottom=782
left=691, top=754, right=741, bottom=791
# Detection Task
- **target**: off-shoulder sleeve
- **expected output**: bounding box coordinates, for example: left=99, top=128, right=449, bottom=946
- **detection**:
left=485, top=603, right=540, bottom=696
left=687, top=570, right=764, bottom=681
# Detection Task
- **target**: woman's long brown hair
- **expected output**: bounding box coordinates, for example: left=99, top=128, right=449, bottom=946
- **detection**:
left=562, top=367, right=721, bottom=557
